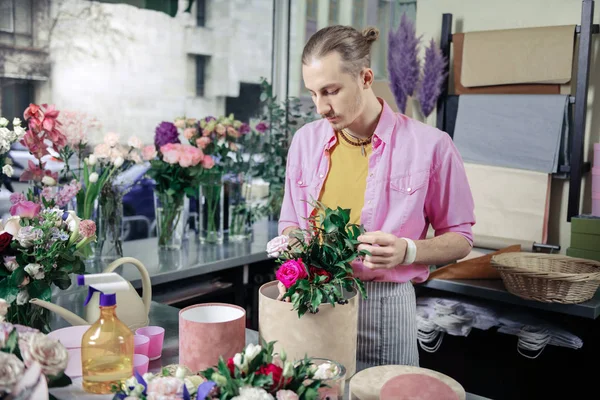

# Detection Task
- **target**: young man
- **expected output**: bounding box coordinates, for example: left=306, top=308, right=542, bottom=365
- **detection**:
left=278, top=25, right=476, bottom=369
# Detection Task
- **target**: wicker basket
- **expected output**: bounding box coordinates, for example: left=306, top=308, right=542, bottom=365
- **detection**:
left=490, top=253, right=600, bottom=303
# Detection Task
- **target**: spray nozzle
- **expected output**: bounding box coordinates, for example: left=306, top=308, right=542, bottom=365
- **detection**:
left=77, top=273, right=130, bottom=307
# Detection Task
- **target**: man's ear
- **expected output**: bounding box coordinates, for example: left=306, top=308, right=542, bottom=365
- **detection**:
left=361, top=68, right=375, bottom=89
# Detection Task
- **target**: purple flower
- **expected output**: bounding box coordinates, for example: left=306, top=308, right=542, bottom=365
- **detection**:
left=239, top=123, right=251, bottom=135
left=388, top=13, right=421, bottom=113
left=417, top=39, right=447, bottom=117
left=204, top=116, right=216, bottom=122
left=154, top=122, right=180, bottom=149
left=255, top=122, right=269, bottom=133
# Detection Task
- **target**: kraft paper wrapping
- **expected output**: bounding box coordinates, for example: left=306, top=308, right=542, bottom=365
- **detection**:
left=428, top=245, right=522, bottom=281
left=452, top=33, right=561, bottom=95
left=258, top=281, right=359, bottom=377
left=349, top=365, right=465, bottom=400
left=179, top=303, right=246, bottom=372
left=461, top=25, right=575, bottom=88
left=464, top=163, right=551, bottom=244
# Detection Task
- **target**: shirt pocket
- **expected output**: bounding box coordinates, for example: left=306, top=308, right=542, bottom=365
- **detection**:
left=389, top=169, right=430, bottom=225
left=288, top=166, right=315, bottom=213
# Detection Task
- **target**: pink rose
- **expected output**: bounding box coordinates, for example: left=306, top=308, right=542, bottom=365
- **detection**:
left=201, top=155, right=215, bottom=169
left=215, top=124, right=226, bottom=136
left=142, top=145, right=157, bottom=161
left=202, top=128, right=212, bottom=137
left=276, top=259, right=308, bottom=289
left=196, top=137, right=211, bottom=149
left=160, top=143, right=180, bottom=164
left=10, top=201, right=40, bottom=218
left=183, top=127, right=196, bottom=140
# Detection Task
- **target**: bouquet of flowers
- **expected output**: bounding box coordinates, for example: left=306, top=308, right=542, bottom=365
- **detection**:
left=0, top=202, right=96, bottom=331
left=266, top=202, right=368, bottom=318
left=0, top=116, right=26, bottom=187
left=114, top=341, right=335, bottom=400
left=0, top=315, right=72, bottom=398
left=147, top=121, right=213, bottom=247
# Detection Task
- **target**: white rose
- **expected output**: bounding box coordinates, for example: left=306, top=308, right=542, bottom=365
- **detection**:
left=41, top=176, right=56, bottom=186
left=233, top=387, right=274, bottom=400
left=266, top=235, right=289, bottom=258
left=0, top=352, right=25, bottom=392
left=12, top=118, right=21, bottom=127
left=312, top=362, right=338, bottom=380
left=13, top=125, right=25, bottom=138
left=16, top=290, right=29, bottom=305
left=21, top=332, right=68, bottom=377
left=4, top=256, right=18, bottom=272
left=2, top=164, right=13, bottom=177
left=24, top=263, right=45, bottom=280
left=89, top=172, right=99, bottom=183
left=113, top=156, right=124, bottom=168
left=65, top=211, right=79, bottom=233
left=87, top=154, right=97, bottom=166
left=0, top=298, right=8, bottom=318
left=244, top=343, right=262, bottom=363
left=0, top=118, right=8, bottom=128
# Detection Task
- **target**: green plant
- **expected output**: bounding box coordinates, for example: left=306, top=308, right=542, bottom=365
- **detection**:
left=269, top=201, right=369, bottom=318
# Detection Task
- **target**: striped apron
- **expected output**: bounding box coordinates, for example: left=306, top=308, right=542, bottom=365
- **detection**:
left=357, top=281, right=419, bottom=370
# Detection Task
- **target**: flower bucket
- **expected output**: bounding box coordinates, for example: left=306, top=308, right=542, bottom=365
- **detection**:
left=258, top=281, right=359, bottom=377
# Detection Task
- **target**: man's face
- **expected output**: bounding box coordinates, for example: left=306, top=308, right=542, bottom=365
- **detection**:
left=302, top=52, right=365, bottom=131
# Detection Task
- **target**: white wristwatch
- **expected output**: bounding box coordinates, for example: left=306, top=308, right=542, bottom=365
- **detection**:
left=400, top=237, right=417, bottom=265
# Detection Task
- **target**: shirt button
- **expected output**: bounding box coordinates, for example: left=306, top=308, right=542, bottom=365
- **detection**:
left=298, top=180, right=303, bottom=185
left=319, top=174, right=324, bottom=178
left=407, top=187, right=412, bottom=192
left=367, top=200, right=372, bottom=205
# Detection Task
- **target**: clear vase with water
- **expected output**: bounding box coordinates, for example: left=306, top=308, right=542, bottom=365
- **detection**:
left=154, top=191, right=189, bottom=250
left=198, top=171, right=224, bottom=244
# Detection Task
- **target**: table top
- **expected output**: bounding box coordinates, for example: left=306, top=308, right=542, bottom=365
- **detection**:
left=87, top=219, right=278, bottom=289
left=48, top=300, right=492, bottom=400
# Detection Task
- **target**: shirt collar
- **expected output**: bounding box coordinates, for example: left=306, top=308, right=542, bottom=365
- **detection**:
left=322, top=98, right=396, bottom=150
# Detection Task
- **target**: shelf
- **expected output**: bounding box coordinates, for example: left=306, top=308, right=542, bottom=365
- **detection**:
left=417, top=278, right=600, bottom=319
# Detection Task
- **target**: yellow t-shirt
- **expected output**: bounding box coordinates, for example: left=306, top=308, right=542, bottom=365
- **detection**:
left=318, top=131, right=372, bottom=225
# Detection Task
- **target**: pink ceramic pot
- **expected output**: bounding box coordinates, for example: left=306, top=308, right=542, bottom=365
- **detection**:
left=179, top=303, right=246, bottom=372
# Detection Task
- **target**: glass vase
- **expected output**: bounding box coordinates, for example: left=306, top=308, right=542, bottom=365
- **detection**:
left=96, top=194, right=124, bottom=264
left=154, top=191, right=189, bottom=250
left=226, top=178, right=253, bottom=242
left=198, top=171, right=224, bottom=244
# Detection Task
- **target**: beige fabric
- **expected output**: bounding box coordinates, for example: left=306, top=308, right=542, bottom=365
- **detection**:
left=258, top=281, right=359, bottom=377
left=461, top=25, right=575, bottom=87
left=464, top=163, right=551, bottom=244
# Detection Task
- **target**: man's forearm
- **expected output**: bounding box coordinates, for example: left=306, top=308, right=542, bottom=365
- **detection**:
left=414, top=232, right=472, bottom=266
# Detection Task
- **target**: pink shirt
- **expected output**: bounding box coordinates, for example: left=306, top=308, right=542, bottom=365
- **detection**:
left=279, top=99, right=476, bottom=283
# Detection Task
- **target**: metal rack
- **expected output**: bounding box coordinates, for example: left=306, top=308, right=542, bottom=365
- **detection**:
left=435, top=0, right=599, bottom=222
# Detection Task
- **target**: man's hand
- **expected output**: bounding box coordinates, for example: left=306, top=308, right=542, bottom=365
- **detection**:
left=276, top=281, right=290, bottom=302
left=357, top=231, right=407, bottom=269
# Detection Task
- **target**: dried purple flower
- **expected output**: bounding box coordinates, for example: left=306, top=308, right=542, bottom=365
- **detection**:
left=154, top=122, right=180, bottom=149
left=387, top=13, right=421, bottom=113
left=417, top=39, right=447, bottom=117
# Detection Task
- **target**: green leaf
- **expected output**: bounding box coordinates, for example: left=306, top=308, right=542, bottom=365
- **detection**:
left=0, top=278, right=18, bottom=304
left=2, top=328, right=18, bottom=354
left=0, top=268, right=8, bottom=277
left=52, top=272, right=72, bottom=291
left=29, top=280, right=52, bottom=301
left=9, top=267, right=26, bottom=287
left=311, top=288, right=323, bottom=311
